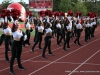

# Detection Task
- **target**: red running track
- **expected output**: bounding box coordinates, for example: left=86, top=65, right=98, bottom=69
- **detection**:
left=0, top=25, right=100, bottom=75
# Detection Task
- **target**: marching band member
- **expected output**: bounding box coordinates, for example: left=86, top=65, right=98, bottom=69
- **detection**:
left=84, top=20, right=90, bottom=42
left=52, top=17, right=57, bottom=38
left=3, top=21, right=12, bottom=62
left=42, top=22, right=54, bottom=59
left=31, top=21, right=44, bottom=52
left=88, top=20, right=92, bottom=39
left=91, top=19, right=96, bottom=37
left=72, top=20, right=77, bottom=38
left=60, top=19, right=65, bottom=41
left=63, top=18, right=71, bottom=51
left=74, top=20, right=83, bottom=46
left=10, top=21, right=26, bottom=74
left=56, top=20, right=64, bottom=45
left=50, top=17, right=55, bottom=38
left=23, top=19, right=32, bottom=47
left=73, top=19, right=77, bottom=37
left=33, top=16, right=40, bottom=43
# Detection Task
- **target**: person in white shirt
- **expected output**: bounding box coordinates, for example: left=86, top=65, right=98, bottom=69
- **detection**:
left=3, top=22, right=13, bottom=62
left=91, top=19, right=96, bottom=37
left=23, top=19, right=32, bottom=47
left=56, top=20, right=64, bottom=45
left=84, top=20, right=90, bottom=42
left=63, top=19, right=71, bottom=51
left=74, top=20, right=83, bottom=46
left=33, top=17, right=40, bottom=43
left=73, top=20, right=77, bottom=37
left=31, top=21, right=44, bottom=52
left=10, top=21, right=26, bottom=74
left=60, top=19, right=65, bottom=41
left=88, top=20, right=92, bottom=39
left=42, top=22, right=54, bottom=59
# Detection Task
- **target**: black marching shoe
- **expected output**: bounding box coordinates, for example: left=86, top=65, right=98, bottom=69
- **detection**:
left=63, top=48, right=67, bottom=51
left=10, top=70, right=15, bottom=75
left=39, top=47, right=42, bottom=50
left=18, top=66, right=26, bottom=70
left=8, top=49, right=11, bottom=52
left=6, top=59, right=10, bottom=63
left=42, top=56, right=47, bottom=59
left=48, top=53, right=54, bottom=56
left=78, top=44, right=82, bottom=46
left=57, top=43, right=60, bottom=46
left=85, top=40, right=88, bottom=43
left=28, top=43, right=31, bottom=46
left=67, top=46, right=70, bottom=49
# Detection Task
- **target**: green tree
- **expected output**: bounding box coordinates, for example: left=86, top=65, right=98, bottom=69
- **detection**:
left=84, top=1, right=100, bottom=16
left=19, top=0, right=28, bottom=11
left=71, top=0, right=78, bottom=4
left=71, top=0, right=78, bottom=6
left=73, top=0, right=87, bottom=15
left=84, top=1, right=92, bottom=12
left=59, top=0, right=72, bottom=12
left=1, top=0, right=12, bottom=9
left=95, top=1, right=100, bottom=16
left=53, top=0, right=61, bottom=11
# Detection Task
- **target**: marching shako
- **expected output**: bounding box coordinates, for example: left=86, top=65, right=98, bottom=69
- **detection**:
left=74, top=20, right=82, bottom=46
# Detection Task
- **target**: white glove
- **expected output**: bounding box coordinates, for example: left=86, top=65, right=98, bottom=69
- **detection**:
left=24, top=35, right=27, bottom=41
left=50, top=23, right=52, bottom=27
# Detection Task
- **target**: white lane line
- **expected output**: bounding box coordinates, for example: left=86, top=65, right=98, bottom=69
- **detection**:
left=30, top=61, right=51, bottom=63
left=28, top=38, right=100, bottom=75
left=28, top=60, right=100, bottom=66
left=27, top=60, right=100, bottom=66
left=68, top=49, right=100, bottom=75
left=55, top=62, right=100, bottom=66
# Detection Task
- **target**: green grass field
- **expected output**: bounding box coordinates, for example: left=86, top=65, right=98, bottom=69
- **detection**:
left=0, top=28, right=35, bottom=36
